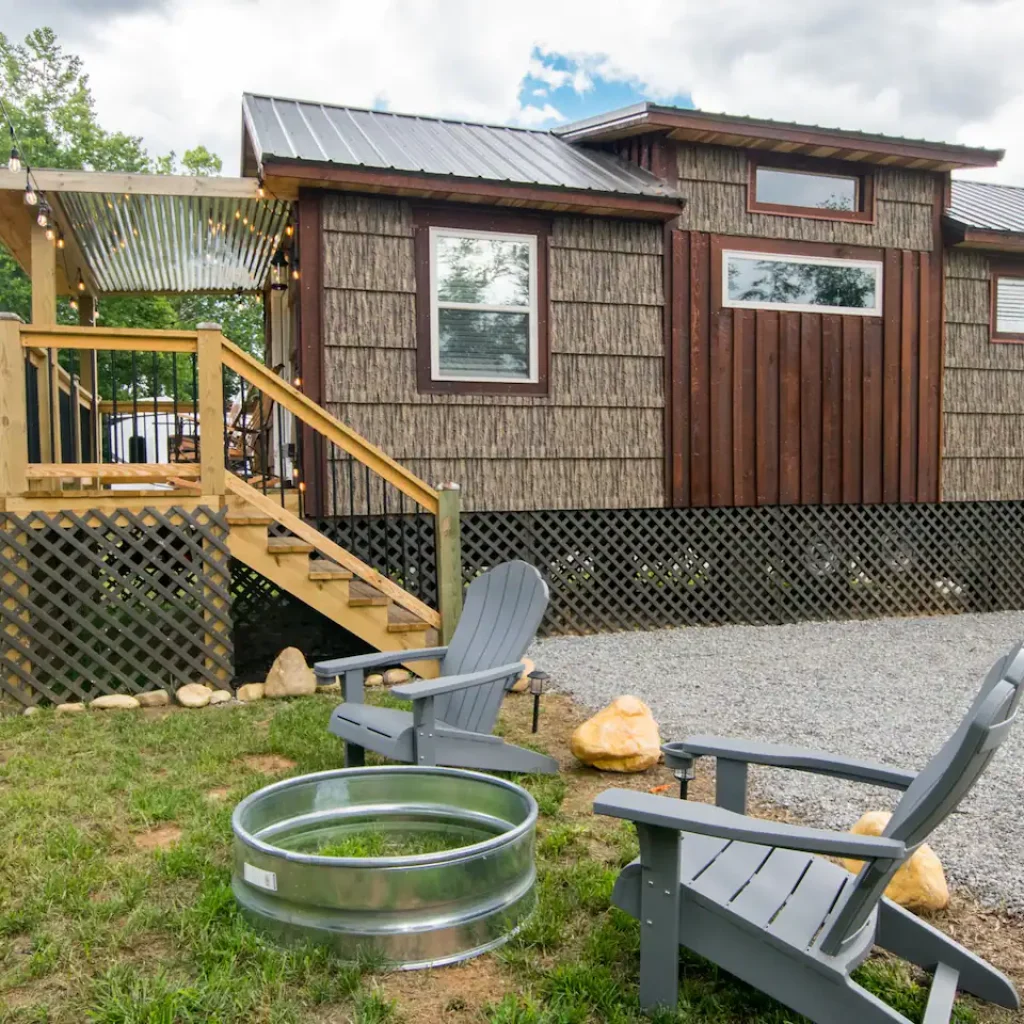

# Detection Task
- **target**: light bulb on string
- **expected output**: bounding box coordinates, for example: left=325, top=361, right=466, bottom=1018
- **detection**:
left=77, top=270, right=86, bottom=293
left=23, top=171, right=37, bottom=206
left=44, top=225, right=55, bottom=242
left=69, top=298, right=78, bottom=312
left=8, top=145, right=20, bottom=173
left=56, top=231, right=65, bottom=249
left=36, top=201, right=50, bottom=228
left=257, top=177, right=266, bottom=199
left=284, top=223, right=294, bottom=238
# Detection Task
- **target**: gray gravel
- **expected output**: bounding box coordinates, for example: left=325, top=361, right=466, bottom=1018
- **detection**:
left=534, top=612, right=1024, bottom=913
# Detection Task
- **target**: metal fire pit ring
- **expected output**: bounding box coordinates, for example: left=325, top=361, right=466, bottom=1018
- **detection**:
left=231, top=766, right=538, bottom=969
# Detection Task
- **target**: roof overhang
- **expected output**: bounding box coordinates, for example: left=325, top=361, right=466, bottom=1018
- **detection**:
left=260, top=157, right=684, bottom=221
left=0, top=168, right=293, bottom=295
left=555, top=104, right=1004, bottom=172
left=943, top=217, right=1024, bottom=254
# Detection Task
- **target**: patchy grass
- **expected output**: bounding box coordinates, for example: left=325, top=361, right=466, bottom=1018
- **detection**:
left=0, top=691, right=1018, bottom=1023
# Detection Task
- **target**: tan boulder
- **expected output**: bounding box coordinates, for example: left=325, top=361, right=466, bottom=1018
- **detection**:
left=570, top=696, right=662, bottom=773
left=510, top=657, right=535, bottom=693
left=136, top=690, right=170, bottom=708
left=383, top=668, right=412, bottom=686
left=55, top=702, right=86, bottom=714
left=236, top=683, right=265, bottom=702
left=22, top=705, right=40, bottom=716
left=365, top=673, right=385, bottom=688
left=841, top=811, right=949, bottom=911
left=208, top=689, right=233, bottom=706
left=264, top=647, right=316, bottom=698
left=90, top=694, right=141, bottom=711
left=316, top=681, right=341, bottom=694
left=176, top=683, right=213, bottom=708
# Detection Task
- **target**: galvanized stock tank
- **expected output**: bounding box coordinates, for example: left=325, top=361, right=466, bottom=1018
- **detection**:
left=232, top=766, right=538, bottom=968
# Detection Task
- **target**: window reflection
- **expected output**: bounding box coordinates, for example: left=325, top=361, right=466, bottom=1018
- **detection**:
left=755, top=167, right=858, bottom=212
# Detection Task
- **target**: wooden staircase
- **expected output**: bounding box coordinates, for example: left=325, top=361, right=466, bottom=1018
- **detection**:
left=224, top=477, right=441, bottom=677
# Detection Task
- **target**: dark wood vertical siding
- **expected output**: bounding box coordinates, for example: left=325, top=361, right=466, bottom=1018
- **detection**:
left=672, top=232, right=938, bottom=507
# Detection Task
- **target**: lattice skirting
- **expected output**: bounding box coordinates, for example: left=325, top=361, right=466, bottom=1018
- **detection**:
left=457, top=502, right=1024, bottom=635
left=0, top=506, right=233, bottom=706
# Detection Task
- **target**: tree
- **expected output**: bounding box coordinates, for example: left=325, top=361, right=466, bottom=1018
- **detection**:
left=0, top=27, right=264, bottom=402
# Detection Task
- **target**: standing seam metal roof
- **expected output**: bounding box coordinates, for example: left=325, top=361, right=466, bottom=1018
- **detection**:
left=242, top=94, right=677, bottom=199
left=948, top=179, right=1024, bottom=234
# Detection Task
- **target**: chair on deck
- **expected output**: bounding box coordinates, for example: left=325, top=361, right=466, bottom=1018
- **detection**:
left=315, top=560, right=558, bottom=774
left=596, top=645, right=1023, bottom=1023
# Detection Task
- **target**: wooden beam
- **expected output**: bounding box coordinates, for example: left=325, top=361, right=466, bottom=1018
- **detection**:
left=21, top=325, right=198, bottom=352
left=196, top=324, right=226, bottom=496
left=0, top=167, right=269, bottom=199
left=27, top=463, right=201, bottom=481
left=4, top=493, right=220, bottom=515
left=30, top=223, right=56, bottom=326
left=0, top=315, right=28, bottom=498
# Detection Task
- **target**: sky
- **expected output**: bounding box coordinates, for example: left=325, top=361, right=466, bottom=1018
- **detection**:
left=3, top=0, right=1024, bottom=183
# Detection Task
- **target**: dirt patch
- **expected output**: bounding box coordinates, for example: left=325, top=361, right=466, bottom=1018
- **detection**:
left=133, top=824, right=182, bottom=850
left=242, top=754, right=297, bottom=774
left=379, top=956, right=513, bottom=1024
left=205, top=786, right=232, bottom=802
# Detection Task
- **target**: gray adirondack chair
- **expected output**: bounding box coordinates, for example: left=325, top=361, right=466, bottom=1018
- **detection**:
left=315, top=560, right=558, bottom=774
left=596, top=644, right=1023, bottom=1023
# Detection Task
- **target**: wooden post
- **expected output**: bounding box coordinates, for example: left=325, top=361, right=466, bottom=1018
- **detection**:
left=0, top=314, right=28, bottom=500
left=436, top=482, right=463, bottom=645
left=30, top=223, right=59, bottom=464
left=78, top=296, right=102, bottom=462
left=196, top=323, right=226, bottom=498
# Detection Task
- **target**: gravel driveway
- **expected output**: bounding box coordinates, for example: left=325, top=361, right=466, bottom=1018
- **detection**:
left=534, top=611, right=1024, bottom=913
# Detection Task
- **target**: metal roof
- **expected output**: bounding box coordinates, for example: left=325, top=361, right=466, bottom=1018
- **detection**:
left=554, top=102, right=1004, bottom=171
left=242, top=93, right=677, bottom=198
left=947, top=179, right=1024, bottom=234
left=57, top=191, right=291, bottom=293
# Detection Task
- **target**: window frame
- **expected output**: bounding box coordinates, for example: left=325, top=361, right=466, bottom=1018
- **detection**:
left=990, top=262, right=1024, bottom=344
left=747, top=154, right=875, bottom=224
left=721, top=247, right=884, bottom=317
left=414, top=205, right=550, bottom=396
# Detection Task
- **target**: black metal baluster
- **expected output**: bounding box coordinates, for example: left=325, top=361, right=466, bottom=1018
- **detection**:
left=259, top=390, right=270, bottom=495
left=347, top=456, right=355, bottom=554
left=399, top=491, right=410, bottom=597
left=171, top=354, right=179, bottom=463
left=151, top=351, right=159, bottom=462
left=222, top=367, right=231, bottom=473
left=364, top=465, right=372, bottom=571
left=239, top=377, right=248, bottom=481
left=110, top=351, right=119, bottom=463
left=330, top=443, right=339, bottom=524
left=382, top=479, right=391, bottom=579
left=191, top=353, right=198, bottom=466
left=130, top=350, right=139, bottom=462
left=47, top=354, right=56, bottom=464
left=415, top=503, right=425, bottom=602
left=89, top=359, right=98, bottom=465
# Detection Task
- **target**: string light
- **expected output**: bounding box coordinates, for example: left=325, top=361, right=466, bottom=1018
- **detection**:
left=270, top=247, right=288, bottom=291
left=44, top=225, right=55, bottom=242
left=257, top=177, right=266, bottom=199
left=7, top=137, right=19, bottom=173
left=293, top=376, right=302, bottom=387
left=23, top=170, right=37, bottom=206
left=284, top=223, right=294, bottom=238
left=77, top=270, right=86, bottom=293
left=56, top=231, right=65, bottom=249
left=36, top=201, right=51, bottom=228
left=69, top=298, right=78, bottom=311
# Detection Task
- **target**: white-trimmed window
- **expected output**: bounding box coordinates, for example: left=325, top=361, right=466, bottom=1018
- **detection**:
left=429, top=227, right=539, bottom=383
left=723, top=249, right=883, bottom=316
left=993, top=272, right=1024, bottom=341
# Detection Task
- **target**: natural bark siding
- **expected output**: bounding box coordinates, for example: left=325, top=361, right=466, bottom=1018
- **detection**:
left=674, top=144, right=934, bottom=250
left=942, top=248, right=1024, bottom=501
left=320, top=193, right=665, bottom=511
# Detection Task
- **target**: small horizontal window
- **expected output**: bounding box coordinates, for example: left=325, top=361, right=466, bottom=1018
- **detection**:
left=755, top=167, right=858, bottom=212
left=430, top=227, right=538, bottom=383
left=723, top=250, right=883, bottom=316
left=994, top=275, right=1024, bottom=339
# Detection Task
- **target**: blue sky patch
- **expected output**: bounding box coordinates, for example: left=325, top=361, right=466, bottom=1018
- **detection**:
left=517, top=49, right=693, bottom=128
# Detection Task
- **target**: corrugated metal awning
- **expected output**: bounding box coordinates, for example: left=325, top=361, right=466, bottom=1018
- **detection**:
left=57, top=191, right=291, bottom=294
left=947, top=179, right=1024, bottom=235
left=243, top=93, right=677, bottom=199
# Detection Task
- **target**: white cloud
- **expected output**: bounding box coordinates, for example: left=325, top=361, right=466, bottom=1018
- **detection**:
left=11, top=0, right=1024, bottom=182
left=512, top=103, right=566, bottom=127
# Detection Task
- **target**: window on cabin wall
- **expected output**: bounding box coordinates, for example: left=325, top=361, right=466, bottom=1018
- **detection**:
left=414, top=209, right=550, bottom=394
left=992, top=267, right=1024, bottom=342
left=748, top=157, right=874, bottom=223
left=723, top=250, right=883, bottom=316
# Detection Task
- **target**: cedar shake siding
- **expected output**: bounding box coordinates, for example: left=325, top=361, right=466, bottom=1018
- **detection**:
left=320, top=194, right=665, bottom=512
left=674, top=143, right=935, bottom=249
left=943, top=247, right=1024, bottom=500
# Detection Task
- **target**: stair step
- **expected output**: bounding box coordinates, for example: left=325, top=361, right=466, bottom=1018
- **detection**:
left=268, top=537, right=314, bottom=555
left=387, top=620, right=432, bottom=633
left=227, top=513, right=273, bottom=526
left=308, top=559, right=354, bottom=581
left=348, top=580, right=389, bottom=607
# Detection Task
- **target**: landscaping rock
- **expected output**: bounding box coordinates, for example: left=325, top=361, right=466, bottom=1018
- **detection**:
left=136, top=690, right=170, bottom=708
left=90, top=694, right=141, bottom=711
left=383, top=668, right=412, bottom=686
left=176, top=683, right=213, bottom=708
left=365, top=673, right=385, bottom=688
left=510, top=657, right=535, bottom=693
left=208, top=689, right=233, bottom=705
left=236, top=683, right=265, bottom=702
left=263, top=647, right=316, bottom=698
left=22, top=705, right=39, bottom=716
left=570, top=696, right=662, bottom=773
left=841, top=811, right=949, bottom=911
left=317, top=681, right=341, bottom=694
left=55, top=702, right=86, bottom=714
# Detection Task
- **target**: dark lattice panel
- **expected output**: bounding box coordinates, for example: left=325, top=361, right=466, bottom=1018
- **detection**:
left=230, top=560, right=371, bottom=680
left=457, top=503, right=1024, bottom=636
left=0, top=506, right=233, bottom=706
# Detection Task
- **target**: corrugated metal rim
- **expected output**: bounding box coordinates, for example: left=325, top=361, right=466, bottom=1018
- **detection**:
left=59, top=191, right=292, bottom=293
left=948, top=179, right=1024, bottom=235
left=242, top=93, right=676, bottom=199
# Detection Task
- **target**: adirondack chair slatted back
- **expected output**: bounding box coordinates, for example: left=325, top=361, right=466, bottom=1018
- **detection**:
left=820, top=645, right=1023, bottom=956
left=435, top=561, right=548, bottom=732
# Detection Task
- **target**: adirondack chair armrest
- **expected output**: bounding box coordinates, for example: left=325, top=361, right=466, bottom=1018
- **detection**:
left=594, top=789, right=907, bottom=861
left=391, top=662, right=525, bottom=700
left=663, top=736, right=917, bottom=790
left=313, top=648, right=449, bottom=680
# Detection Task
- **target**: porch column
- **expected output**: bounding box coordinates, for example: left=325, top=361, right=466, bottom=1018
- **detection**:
left=30, top=222, right=60, bottom=463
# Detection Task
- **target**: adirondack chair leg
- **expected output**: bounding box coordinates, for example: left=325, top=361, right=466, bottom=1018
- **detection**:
left=344, top=742, right=365, bottom=768
left=413, top=697, right=437, bottom=766
left=635, top=824, right=681, bottom=1011
left=343, top=669, right=365, bottom=703
left=715, top=759, right=748, bottom=814
left=877, top=900, right=1019, bottom=1008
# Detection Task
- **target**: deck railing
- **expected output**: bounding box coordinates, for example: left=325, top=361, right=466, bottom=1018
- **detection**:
left=0, top=315, right=461, bottom=639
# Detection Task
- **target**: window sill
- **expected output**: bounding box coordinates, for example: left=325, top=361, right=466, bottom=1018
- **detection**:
left=419, top=378, right=549, bottom=397
left=747, top=200, right=875, bottom=225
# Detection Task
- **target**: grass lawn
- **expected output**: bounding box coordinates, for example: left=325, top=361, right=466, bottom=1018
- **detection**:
left=0, top=689, right=1018, bottom=1024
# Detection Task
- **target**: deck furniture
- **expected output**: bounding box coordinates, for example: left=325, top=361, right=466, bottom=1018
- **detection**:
left=595, top=645, right=1023, bottom=1023
left=315, top=560, right=558, bottom=774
